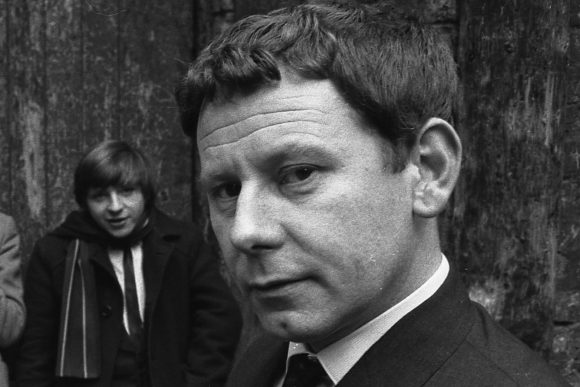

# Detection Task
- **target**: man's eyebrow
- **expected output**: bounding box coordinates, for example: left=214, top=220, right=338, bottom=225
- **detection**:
left=199, top=141, right=335, bottom=193
left=270, top=141, right=333, bottom=159
left=249, top=140, right=337, bottom=173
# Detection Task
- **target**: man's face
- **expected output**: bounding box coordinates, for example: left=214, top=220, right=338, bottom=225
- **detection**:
left=198, top=73, right=421, bottom=350
left=86, top=185, right=146, bottom=238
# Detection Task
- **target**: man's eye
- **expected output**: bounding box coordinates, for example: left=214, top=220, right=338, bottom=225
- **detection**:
left=119, top=187, right=136, bottom=195
left=213, top=182, right=241, bottom=199
left=280, top=166, right=317, bottom=185
left=88, top=190, right=107, bottom=201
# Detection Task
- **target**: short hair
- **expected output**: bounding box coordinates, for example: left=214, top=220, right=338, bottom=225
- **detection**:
left=74, top=140, right=156, bottom=210
left=176, top=0, right=458, bottom=171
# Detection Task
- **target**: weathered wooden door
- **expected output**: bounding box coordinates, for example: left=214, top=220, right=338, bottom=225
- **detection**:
left=447, top=0, right=568, bottom=357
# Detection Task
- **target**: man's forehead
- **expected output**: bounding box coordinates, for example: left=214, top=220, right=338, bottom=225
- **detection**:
left=196, top=78, right=344, bottom=151
left=198, top=110, right=327, bottom=152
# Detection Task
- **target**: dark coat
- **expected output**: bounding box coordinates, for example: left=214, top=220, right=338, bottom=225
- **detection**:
left=18, top=209, right=242, bottom=387
left=227, top=265, right=569, bottom=387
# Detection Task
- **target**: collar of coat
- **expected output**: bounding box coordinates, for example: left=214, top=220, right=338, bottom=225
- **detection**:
left=226, top=265, right=474, bottom=387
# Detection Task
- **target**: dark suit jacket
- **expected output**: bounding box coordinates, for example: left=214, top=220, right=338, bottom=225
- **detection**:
left=19, top=210, right=242, bottom=387
left=227, top=265, right=569, bottom=387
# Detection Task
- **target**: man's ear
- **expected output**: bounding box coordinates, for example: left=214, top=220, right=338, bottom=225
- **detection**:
left=411, top=117, right=462, bottom=218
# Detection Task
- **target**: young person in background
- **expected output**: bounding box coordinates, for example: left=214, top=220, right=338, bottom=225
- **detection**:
left=18, top=140, right=241, bottom=387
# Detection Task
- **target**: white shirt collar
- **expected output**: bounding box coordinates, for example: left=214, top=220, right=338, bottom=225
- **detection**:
left=284, top=254, right=449, bottom=385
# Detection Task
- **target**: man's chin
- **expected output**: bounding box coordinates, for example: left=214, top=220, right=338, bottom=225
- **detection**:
left=257, top=310, right=328, bottom=345
left=105, top=229, right=132, bottom=239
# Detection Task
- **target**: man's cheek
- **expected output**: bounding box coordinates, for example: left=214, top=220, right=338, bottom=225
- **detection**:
left=210, top=218, right=229, bottom=247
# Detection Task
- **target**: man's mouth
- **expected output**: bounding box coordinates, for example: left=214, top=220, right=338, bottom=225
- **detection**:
left=107, top=217, right=127, bottom=227
left=249, top=278, right=305, bottom=294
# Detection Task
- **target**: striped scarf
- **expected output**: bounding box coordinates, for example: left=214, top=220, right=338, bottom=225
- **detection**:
left=56, top=238, right=101, bottom=378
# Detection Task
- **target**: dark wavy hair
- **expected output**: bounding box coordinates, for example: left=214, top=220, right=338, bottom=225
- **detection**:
left=74, top=140, right=156, bottom=211
left=175, top=0, right=458, bottom=171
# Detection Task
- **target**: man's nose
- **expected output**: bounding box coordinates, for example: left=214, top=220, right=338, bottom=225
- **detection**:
left=229, top=187, right=283, bottom=254
left=106, top=192, right=123, bottom=212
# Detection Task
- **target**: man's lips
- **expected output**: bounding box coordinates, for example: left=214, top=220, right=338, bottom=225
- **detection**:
left=249, top=278, right=305, bottom=293
left=107, top=217, right=127, bottom=227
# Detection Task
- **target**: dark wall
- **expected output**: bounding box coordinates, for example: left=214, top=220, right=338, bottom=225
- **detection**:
left=448, top=0, right=567, bottom=360
left=552, top=0, right=580, bottom=379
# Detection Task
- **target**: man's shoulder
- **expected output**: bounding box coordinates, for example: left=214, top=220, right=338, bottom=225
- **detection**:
left=336, top=264, right=569, bottom=387
left=430, top=302, right=569, bottom=386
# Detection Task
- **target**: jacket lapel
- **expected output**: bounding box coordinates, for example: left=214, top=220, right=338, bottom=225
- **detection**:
left=142, top=228, right=174, bottom=319
left=88, top=243, right=116, bottom=279
left=337, top=267, right=475, bottom=387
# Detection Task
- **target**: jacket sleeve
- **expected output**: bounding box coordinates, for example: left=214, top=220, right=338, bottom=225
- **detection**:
left=0, top=215, right=25, bottom=347
left=17, top=240, right=60, bottom=387
left=185, top=241, right=242, bottom=387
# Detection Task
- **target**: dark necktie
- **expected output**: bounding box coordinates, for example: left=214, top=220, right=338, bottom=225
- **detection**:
left=123, top=247, right=143, bottom=341
left=282, top=353, right=333, bottom=387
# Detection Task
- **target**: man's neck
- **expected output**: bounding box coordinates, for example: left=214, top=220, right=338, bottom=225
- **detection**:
left=289, top=255, right=450, bottom=385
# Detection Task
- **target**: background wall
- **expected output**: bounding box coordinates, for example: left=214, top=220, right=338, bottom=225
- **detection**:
left=1, top=0, right=579, bottom=384
left=555, top=0, right=580, bottom=378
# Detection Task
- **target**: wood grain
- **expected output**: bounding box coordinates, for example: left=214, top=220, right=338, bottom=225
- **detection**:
left=445, top=0, right=569, bottom=355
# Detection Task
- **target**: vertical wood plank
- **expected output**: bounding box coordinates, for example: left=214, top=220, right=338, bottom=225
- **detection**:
left=82, top=0, right=122, bottom=143
left=557, top=18, right=580, bottom=296
left=551, top=0, right=580, bottom=381
left=7, top=0, right=48, bottom=262
left=194, top=0, right=228, bottom=56
left=448, top=0, right=568, bottom=354
left=44, top=0, right=83, bottom=229
left=0, top=0, right=10, bottom=210
left=117, top=0, right=193, bottom=219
